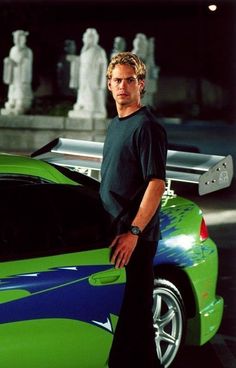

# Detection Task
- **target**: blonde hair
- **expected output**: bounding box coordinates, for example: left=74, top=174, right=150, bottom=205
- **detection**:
left=107, top=52, right=146, bottom=80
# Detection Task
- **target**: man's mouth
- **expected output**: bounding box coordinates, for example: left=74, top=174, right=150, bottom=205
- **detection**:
left=118, top=93, right=128, bottom=97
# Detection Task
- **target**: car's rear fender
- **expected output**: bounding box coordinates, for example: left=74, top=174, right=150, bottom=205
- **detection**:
left=154, top=264, right=196, bottom=321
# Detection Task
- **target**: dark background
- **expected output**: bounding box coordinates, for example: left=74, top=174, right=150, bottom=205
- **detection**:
left=0, top=0, right=235, bottom=121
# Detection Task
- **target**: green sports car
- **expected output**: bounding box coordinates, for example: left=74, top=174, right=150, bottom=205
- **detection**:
left=0, top=138, right=233, bottom=367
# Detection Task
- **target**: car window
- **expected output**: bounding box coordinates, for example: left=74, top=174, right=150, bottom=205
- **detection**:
left=51, top=164, right=100, bottom=190
left=0, top=183, right=111, bottom=261
left=0, top=174, right=51, bottom=187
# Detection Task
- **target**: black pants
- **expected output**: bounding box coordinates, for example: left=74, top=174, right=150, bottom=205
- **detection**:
left=108, top=239, right=161, bottom=368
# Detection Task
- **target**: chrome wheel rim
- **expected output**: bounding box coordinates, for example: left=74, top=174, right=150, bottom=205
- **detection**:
left=153, top=286, right=183, bottom=367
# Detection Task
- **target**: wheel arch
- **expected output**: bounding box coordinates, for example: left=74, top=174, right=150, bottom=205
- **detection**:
left=153, top=265, right=196, bottom=319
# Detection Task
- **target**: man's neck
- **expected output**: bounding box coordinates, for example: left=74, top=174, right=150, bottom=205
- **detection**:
left=117, top=103, right=143, bottom=118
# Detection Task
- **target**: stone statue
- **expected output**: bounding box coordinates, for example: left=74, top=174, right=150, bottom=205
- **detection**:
left=144, top=37, right=160, bottom=108
left=132, top=33, right=159, bottom=108
left=132, top=33, right=148, bottom=62
left=1, top=30, right=33, bottom=115
left=68, top=28, right=108, bottom=119
left=110, top=36, right=126, bottom=59
left=57, top=39, right=77, bottom=97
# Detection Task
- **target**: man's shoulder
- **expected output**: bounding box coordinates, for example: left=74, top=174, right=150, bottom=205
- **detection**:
left=140, top=107, right=166, bottom=133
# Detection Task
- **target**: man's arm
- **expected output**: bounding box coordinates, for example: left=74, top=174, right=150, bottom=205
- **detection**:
left=131, top=178, right=166, bottom=231
left=110, top=178, right=166, bottom=268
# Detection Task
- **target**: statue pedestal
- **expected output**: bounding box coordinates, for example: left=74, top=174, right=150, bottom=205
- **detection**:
left=68, top=108, right=107, bottom=119
left=1, top=108, right=22, bottom=116
left=1, top=105, right=30, bottom=116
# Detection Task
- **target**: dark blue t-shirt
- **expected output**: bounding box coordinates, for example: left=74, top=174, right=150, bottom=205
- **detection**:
left=99, top=106, right=167, bottom=241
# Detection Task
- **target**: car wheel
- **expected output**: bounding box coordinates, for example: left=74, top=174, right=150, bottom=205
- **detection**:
left=153, top=278, right=186, bottom=367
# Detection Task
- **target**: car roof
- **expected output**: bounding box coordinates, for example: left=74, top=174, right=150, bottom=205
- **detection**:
left=0, top=153, right=76, bottom=184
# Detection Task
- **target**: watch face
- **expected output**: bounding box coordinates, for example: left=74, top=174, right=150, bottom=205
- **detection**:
left=130, top=226, right=141, bottom=235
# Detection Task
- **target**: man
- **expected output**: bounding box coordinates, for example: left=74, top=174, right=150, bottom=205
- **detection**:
left=99, top=52, right=167, bottom=368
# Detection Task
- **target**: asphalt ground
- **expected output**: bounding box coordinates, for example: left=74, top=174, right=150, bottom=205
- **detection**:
left=162, top=119, right=236, bottom=367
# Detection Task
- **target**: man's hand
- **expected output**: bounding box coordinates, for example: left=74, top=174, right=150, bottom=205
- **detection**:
left=109, top=232, right=138, bottom=268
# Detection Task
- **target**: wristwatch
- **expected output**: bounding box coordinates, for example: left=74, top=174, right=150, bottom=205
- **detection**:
left=129, top=225, right=142, bottom=236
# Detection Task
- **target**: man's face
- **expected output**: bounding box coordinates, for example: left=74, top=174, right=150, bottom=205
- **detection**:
left=108, top=64, right=144, bottom=107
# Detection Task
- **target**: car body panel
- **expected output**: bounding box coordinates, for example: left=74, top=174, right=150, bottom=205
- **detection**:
left=0, top=150, right=225, bottom=366
left=157, top=196, right=203, bottom=268
left=184, top=238, right=224, bottom=345
left=154, top=196, right=224, bottom=346
left=0, top=250, right=125, bottom=367
left=0, top=154, right=77, bottom=185
left=0, top=319, right=110, bottom=368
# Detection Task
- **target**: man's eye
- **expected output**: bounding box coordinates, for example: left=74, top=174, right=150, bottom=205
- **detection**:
left=114, top=78, right=121, bottom=84
left=127, top=78, right=135, bottom=83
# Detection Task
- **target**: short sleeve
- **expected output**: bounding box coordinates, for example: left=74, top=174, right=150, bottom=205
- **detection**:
left=138, top=121, right=167, bottom=182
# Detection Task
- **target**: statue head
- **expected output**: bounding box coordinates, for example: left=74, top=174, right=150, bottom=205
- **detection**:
left=113, top=36, right=126, bottom=53
left=64, top=39, right=77, bottom=55
left=132, top=33, right=148, bottom=61
left=82, top=28, right=99, bottom=47
left=12, top=30, right=29, bottom=49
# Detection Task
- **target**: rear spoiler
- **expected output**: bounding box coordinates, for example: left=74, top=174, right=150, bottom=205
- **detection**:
left=31, top=137, right=234, bottom=196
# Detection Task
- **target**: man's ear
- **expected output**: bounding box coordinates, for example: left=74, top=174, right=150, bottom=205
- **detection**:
left=107, top=80, right=112, bottom=91
left=139, top=79, right=145, bottom=93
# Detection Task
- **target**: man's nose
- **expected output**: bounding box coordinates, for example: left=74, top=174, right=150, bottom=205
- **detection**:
left=119, top=79, right=128, bottom=87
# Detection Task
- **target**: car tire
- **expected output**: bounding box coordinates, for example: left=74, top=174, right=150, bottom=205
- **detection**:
left=153, top=278, right=186, bottom=367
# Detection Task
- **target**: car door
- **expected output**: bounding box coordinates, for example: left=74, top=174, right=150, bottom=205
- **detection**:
left=0, top=182, right=126, bottom=368
left=0, top=250, right=126, bottom=368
